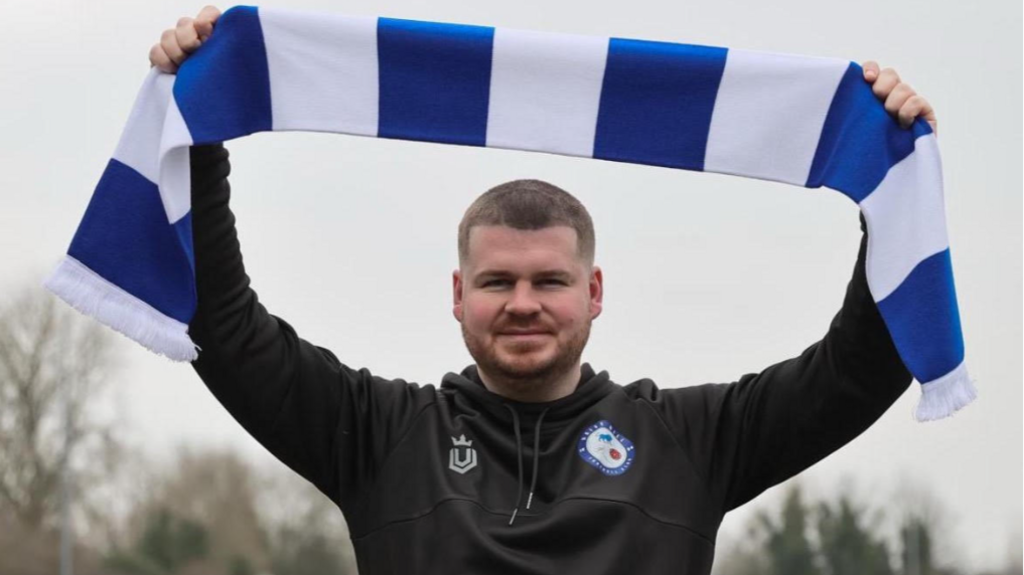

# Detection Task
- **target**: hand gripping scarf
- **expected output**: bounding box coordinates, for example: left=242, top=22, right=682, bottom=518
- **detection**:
left=45, top=6, right=975, bottom=421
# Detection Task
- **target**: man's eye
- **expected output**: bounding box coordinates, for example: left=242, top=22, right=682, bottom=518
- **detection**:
left=539, top=279, right=567, bottom=286
left=483, top=279, right=511, bottom=288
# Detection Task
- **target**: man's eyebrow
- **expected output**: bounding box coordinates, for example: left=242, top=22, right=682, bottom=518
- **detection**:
left=474, top=269, right=573, bottom=279
left=473, top=270, right=512, bottom=279
left=534, top=270, right=574, bottom=280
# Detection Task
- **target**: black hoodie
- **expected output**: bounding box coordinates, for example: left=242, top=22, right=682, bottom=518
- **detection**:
left=188, top=144, right=912, bottom=574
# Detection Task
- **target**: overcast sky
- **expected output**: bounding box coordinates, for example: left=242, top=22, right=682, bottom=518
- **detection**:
left=2, top=0, right=1020, bottom=570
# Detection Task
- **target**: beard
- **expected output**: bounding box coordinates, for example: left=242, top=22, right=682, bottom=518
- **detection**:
left=461, top=317, right=592, bottom=394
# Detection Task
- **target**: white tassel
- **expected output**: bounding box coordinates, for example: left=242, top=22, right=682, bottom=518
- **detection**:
left=914, top=361, right=977, bottom=422
left=42, top=256, right=199, bottom=362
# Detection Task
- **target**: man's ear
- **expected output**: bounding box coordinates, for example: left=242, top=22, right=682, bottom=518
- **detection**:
left=589, top=265, right=603, bottom=320
left=452, top=269, right=464, bottom=322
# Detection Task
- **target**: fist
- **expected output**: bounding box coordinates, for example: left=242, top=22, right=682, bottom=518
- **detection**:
left=149, top=6, right=222, bottom=74
left=861, top=61, right=938, bottom=135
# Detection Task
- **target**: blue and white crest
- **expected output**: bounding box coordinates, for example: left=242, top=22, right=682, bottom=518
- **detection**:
left=577, top=420, right=635, bottom=476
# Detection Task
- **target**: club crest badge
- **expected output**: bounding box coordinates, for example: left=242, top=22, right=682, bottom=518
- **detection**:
left=577, top=420, right=635, bottom=476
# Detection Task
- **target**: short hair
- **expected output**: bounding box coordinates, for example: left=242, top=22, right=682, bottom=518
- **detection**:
left=458, top=179, right=595, bottom=267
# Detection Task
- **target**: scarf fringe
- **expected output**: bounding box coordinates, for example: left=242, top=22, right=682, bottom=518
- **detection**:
left=914, top=361, right=976, bottom=421
left=42, top=256, right=199, bottom=362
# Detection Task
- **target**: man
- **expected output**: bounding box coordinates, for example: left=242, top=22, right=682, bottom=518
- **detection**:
left=153, top=7, right=938, bottom=574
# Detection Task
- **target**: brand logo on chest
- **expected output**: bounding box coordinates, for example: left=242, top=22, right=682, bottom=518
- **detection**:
left=577, top=420, right=635, bottom=476
left=448, top=434, right=478, bottom=474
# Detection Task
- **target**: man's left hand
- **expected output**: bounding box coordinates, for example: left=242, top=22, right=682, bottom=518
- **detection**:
left=864, top=60, right=937, bottom=135
left=862, top=61, right=938, bottom=135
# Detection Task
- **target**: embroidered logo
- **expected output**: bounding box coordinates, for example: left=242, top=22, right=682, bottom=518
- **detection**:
left=577, top=420, right=635, bottom=476
left=448, top=434, right=478, bottom=474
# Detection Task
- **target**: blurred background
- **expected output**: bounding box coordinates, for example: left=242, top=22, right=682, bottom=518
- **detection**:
left=1, top=0, right=1020, bottom=573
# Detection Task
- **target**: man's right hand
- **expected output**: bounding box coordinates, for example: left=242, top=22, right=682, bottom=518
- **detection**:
left=149, top=6, right=222, bottom=74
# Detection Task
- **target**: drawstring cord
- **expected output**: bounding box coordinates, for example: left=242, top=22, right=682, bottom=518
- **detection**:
left=526, top=408, right=549, bottom=511
left=504, top=404, right=551, bottom=526
left=503, top=404, right=524, bottom=526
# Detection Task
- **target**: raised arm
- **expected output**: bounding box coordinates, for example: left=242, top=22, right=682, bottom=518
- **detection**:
left=661, top=215, right=913, bottom=512
left=654, top=65, right=933, bottom=512
left=156, top=10, right=435, bottom=512
left=187, top=144, right=347, bottom=498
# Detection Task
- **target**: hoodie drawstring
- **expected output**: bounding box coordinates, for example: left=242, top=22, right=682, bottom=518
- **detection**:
left=503, top=404, right=524, bottom=525
left=526, top=407, right=548, bottom=511
left=504, top=404, right=551, bottom=526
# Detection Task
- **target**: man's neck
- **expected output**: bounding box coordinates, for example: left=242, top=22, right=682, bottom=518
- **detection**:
left=477, top=362, right=582, bottom=403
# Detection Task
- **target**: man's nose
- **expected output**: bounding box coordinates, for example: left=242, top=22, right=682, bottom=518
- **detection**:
left=505, top=282, right=542, bottom=315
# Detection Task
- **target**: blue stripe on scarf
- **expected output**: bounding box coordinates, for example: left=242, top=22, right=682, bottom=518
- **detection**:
left=174, top=5, right=272, bottom=144
left=377, top=18, right=494, bottom=146
left=593, top=39, right=727, bottom=169
left=877, top=248, right=964, bottom=383
left=805, top=62, right=932, bottom=201
left=68, top=160, right=196, bottom=323
left=173, top=212, right=195, bottom=276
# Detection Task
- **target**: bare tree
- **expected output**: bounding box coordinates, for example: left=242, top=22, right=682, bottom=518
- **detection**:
left=0, top=284, right=122, bottom=535
left=892, top=478, right=963, bottom=575
left=0, top=513, right=108, bottom=575
left=258, top=460, right=358, bottom=575
left=156, top=446, right=271, bottom=571
left=106, top=445, right=359, bottom=575
left=108, top=446, right=273, bottom=575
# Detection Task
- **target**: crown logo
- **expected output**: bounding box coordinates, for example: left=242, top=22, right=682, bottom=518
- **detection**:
left=449, top=434, right=478, bottom=474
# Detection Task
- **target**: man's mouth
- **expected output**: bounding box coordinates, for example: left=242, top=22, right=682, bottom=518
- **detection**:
left=498, top=330, right=552, bottom=341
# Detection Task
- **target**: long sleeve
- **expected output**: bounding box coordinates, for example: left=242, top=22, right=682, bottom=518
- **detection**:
left=655, top=214, right=913, bottom=513
left=187, top=144, right=436, bottom=513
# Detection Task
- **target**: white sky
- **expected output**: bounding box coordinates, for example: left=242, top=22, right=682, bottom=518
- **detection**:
left=2, top=0, right=1020, bottom=570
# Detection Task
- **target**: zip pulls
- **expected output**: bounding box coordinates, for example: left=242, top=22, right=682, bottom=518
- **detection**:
left=503, top=404, right=551, bottom=526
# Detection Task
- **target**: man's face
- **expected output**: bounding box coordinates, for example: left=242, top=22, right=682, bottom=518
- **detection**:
left=453, top=225, right=603, bottom=387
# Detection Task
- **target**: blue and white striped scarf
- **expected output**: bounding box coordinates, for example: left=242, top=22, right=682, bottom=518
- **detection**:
left=45, top=6, right=975, bottom=420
